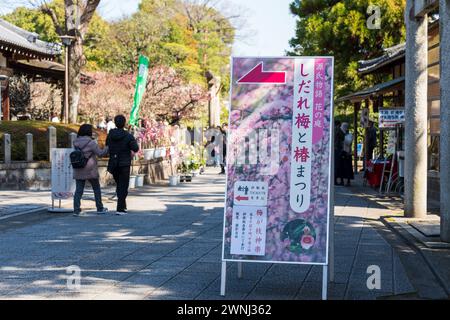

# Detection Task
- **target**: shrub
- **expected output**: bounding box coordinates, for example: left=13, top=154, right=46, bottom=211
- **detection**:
left=0, top=121, right=106, bottom=161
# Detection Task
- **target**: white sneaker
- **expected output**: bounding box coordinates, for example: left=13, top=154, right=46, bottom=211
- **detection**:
left=115, top=211, right=128, bottom=216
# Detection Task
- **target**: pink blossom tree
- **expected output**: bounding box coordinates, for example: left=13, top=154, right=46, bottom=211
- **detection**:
left=79, top=65, right=209, bottom=125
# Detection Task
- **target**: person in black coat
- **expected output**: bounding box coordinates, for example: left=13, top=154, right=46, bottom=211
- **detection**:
left=366, top=120, right=377, bottom=161
left=334, top=120, right=344, bottom=185
left=218, top=124, right=227, bottom=174
left=106, top=115, right=139, bottom=215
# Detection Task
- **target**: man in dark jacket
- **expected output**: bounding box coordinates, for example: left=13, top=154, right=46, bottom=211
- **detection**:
left=366, top=120, right=377, bottom=161
left=218, top=124, right=227, bottom=174
left=106, top=115, right=139, bottom=215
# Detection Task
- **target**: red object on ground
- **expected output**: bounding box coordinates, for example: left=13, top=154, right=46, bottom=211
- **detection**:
left=366, top=159, right=391, bottom=188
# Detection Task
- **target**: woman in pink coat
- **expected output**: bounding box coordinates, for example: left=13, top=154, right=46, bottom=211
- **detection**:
left=73, top=124, right=109, bottom=216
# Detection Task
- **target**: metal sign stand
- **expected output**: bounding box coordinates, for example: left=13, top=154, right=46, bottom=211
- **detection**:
left=322, top=265, right=328, bottom=300
left=48, top=197, right=73, bottom=213
left=220, top=261, right=331, bottom=300
left=220, top=261, right=227, bottom=296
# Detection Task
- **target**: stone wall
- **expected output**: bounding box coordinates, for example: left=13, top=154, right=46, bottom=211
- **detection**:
left=0, top=158, right=175, bottom=191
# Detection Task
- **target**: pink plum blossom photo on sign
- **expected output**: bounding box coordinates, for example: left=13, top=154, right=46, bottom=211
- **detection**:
left=222, top=56, right=334, bottom=265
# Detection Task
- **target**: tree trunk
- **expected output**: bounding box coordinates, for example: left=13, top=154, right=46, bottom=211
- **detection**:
left=40, top=0, right=100, bottom=123
left=68, top=39, right=83, bottom=123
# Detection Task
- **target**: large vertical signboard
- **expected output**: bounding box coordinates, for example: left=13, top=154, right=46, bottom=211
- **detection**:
left=222, top=57, right=334, bottom=266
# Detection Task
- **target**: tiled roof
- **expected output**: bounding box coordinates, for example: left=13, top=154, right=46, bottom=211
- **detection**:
left=12, top=59, right=95, bottom=84
left=358, top=43, right=405, bottom=75
left=337, top=76, right=405, bottom=103
left=0, top=18, right=61, bottom=57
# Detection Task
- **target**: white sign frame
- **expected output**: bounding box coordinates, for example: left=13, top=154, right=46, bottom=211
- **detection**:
left=220, top=56, right=335, bottom=300
left=49, top=148, right=75, bottom=213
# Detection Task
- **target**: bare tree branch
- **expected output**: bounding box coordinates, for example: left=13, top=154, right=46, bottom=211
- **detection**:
left=79, top=0, right=101, bottom=34
left=40, top=2, right=63, bottom=35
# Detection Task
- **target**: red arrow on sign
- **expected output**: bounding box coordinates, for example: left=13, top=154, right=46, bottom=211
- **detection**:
left=236, top=62, right=286, bottom=84
left=236, top=195, right=249, bottom=201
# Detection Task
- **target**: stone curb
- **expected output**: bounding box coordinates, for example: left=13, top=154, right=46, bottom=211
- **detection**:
left=380, top=216, right=450, bottom=298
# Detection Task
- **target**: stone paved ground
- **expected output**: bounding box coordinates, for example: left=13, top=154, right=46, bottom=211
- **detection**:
left=0, top=188, right=115, bottom=219
left=0, top=169, right=418, bottom=300
left=0, top=190, right=49, bottom=218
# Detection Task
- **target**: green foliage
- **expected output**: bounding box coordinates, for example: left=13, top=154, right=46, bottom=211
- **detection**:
left=97, top=0, right=234, bottom=89
left=220, top=103, right=229, bottom=125
left=178, top=143, right=204, bottom=173
left=289, top=0, right=406, bottom=107
left=0, top=121, right=106, bottom=161
left=2, top=0, right=235, bottom=121
left=2, top=0, right=112, bottom=70
left=82, top=15, right=111, bottom=71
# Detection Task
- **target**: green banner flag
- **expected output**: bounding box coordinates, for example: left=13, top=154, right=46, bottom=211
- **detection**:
left=129, top=55, right=149, bottom=126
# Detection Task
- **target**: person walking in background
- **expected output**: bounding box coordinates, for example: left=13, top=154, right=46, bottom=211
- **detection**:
left=334, top=120, right=344, bottom=185
left=205, top=135, right=218, bottom=167
left=106, top=117, right=116, bottom=133
left=366, top=120, right=377, bottom=161
left=72, top=124, right=109, bottom=216
left=218, top=124, right=227, bottom=174
left=106, top=115, right=139, bottom=215
left=51, top=113, right=60, bottom=123
left=98, top=117, right=107, bottom=130
left=336, top=122, right=354, bottom=186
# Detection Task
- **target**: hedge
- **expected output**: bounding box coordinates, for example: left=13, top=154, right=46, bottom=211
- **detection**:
left=0, top=121, right=107, bottom=161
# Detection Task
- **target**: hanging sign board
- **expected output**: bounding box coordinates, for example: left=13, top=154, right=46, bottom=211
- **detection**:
left=379, top=108, right=405, bottom=129
left=51, top=148, right=75, bottom=199
left=222, top=57, right=334, bottom=265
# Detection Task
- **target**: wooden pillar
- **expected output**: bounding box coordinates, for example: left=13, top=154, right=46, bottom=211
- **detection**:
left=380, top=130, right=384, bottom=158
left=1, top=83, right=10, bottom=121
left=353, top=102, right=360, bottom=174
left=363, top=99, right=370, bottom=170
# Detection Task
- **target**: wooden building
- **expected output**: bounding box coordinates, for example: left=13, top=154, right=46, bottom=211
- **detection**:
left=0, top=18, right=61, bottom=120
left=338, top=17, right=441, bottom=209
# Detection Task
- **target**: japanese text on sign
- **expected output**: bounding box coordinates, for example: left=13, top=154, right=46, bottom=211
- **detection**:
left=230, top=206, right=268, bottom=256
left=233, top=181, right=268, bottom=206
left=223, top=57, right=334, bottom=265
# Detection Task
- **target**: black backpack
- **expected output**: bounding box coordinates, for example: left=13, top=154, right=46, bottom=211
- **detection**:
left=70, top=141, right=90, bottom=169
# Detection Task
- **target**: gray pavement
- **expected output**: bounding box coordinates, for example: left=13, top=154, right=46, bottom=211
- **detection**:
left=0, top=187, right=116, bottom=219
left=0, top=190, right=49, bottom=219
left=0, top=169, right=424, bottom=300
